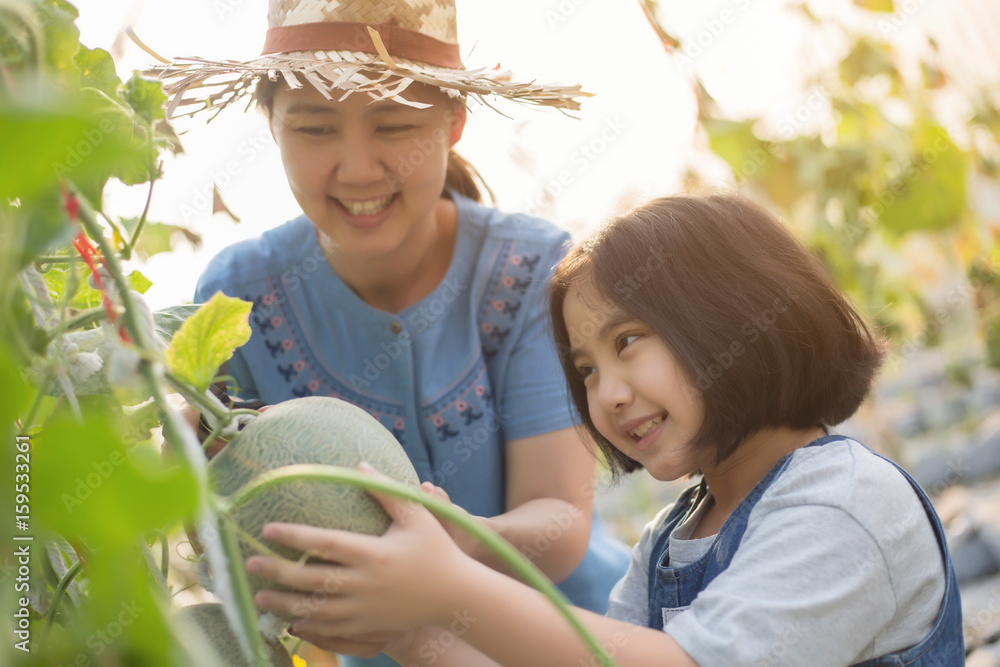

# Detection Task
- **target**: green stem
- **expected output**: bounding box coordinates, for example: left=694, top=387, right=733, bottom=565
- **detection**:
left=215, top=503, right=272, bottom=667
left=42, top=560, right=83, bottom=644
left=44, top=306, right=107, bottom=343
left=165, top=373, right=229, bottom=422
left=224, top=465, right=620, bottom=667
left=73, top=186, right=269, bottom=667
left=139, top=537, right=169, bottom=595
left=159, top=531, right=170, bottom=582
left=122, top=175, right=156, bottom=261
left=19, top=369, right=53, bottom=436
left=74, top=202, right=157, bottom=353
left=201, top=418, right=229, bottom=455
left=34, top=255, right=89, bottom=265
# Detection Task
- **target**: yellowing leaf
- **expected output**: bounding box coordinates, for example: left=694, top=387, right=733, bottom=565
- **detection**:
left=165, top=292, right=252, bottom=391
left=854, top=0, right=894, bottom=11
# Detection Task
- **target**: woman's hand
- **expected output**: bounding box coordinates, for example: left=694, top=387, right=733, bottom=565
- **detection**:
left=246, top=464, right=476, bottom=638
left=417, top=481, right=497, bottom=560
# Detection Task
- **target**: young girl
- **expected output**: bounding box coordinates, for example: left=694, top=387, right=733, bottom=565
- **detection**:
left=246, top=194, right=964, bottom=666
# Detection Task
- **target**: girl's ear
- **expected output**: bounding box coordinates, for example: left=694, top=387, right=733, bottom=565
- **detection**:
left=448, top=104, right=467, bottom=148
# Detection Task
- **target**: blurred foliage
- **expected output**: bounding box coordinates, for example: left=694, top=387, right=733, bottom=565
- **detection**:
left=0, top=1, right=268, bottom=665
left=642, top=0, right=1000, bottom=371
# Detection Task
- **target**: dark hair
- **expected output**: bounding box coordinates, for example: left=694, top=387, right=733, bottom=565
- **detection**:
left=548, top=193, right=887, bottom=478
left=252, top=76, right=491, bottom=203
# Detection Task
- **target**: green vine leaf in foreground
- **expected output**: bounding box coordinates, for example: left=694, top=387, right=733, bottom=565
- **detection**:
left=165, top=292, right=252, bottom=392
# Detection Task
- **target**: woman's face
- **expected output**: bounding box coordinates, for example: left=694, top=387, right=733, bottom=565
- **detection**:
left=269, top=83, right=466, bottom=260
left=562, top=284, right=709, bottom=482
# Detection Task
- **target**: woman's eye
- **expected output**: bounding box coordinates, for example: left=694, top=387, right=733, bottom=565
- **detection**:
left=297, top=126, right=334, bottom=136
left=576, top=365, right=595, bottom=378
left=379, top=125, right=416, bottom=134
left=616, top=335, right=639, bottom=354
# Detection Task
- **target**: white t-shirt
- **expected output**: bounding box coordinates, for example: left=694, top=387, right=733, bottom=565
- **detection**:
left=607, top=438, right=946, bottom=666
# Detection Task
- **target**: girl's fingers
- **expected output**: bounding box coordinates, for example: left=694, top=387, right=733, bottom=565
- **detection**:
left=258, top=522, right=375, bottom=564
left=246, top=554, right=351, bottom=594
left=254, top=587, right=351, bottom=623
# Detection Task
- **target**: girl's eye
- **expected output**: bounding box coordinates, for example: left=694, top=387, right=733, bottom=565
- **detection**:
left=616, top=335, right=639, bottom=354
left=576, top=365, right=595, bottom=378
left=379, top=125, right=416, bottom=134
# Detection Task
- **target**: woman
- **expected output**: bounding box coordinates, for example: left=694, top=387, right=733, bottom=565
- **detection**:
left=158, top=1, right=631, bottom=664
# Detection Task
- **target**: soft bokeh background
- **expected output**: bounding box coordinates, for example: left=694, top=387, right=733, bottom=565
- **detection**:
left=62, top=0, right=1000, bottom=662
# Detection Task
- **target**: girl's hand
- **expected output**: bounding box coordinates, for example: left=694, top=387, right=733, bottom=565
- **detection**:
left=246, top=464, right=474, bottom=637
left=419, top=481, right=497, bottom=561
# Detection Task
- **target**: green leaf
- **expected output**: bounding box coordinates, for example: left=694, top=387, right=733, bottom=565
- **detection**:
left=14, top=186, right=76, bottom=267
left=129, top=269, right=153, bottom=294
left=43, top=265, right=152, bottom=310
left=839, top=37, right=897, bottom=86
left=122, top=71, right=167, bottom=123
left=152, top=304, right=201, bottom=343
left=121, top=216, right=202, bottom=259
left=165, top=292, right=252, bottom=391
left=874, top=124, right=967, bottom=235
left=74, top=46, right=122, bottom=99
left=33, top=408, right=199, bottom=550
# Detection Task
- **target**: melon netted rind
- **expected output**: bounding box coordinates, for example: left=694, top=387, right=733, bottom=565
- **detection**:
left=173, top=602, right=294, bottom=667
left=207, top=396, right=420, bottom=604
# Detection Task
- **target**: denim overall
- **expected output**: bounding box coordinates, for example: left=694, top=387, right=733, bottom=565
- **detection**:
left=646, top=436, right=965, bottom=665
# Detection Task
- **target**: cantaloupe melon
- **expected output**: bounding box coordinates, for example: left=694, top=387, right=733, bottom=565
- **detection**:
left=173, top=602, right=294, bottom=667
left=207, top=396, right=420, bottom=609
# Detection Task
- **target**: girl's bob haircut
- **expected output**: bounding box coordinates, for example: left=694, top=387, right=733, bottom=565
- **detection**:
left=548, top=194, right=887, bottom=477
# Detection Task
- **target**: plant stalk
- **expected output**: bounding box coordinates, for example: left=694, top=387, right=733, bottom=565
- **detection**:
left=74, top=188, right=270, bottom=667
left=42, top=560, right=83, bottom=644
left=224, top=465, right=620, bottom=667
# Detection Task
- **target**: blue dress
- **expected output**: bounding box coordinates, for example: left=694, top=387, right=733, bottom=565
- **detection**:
left=195, top=192, right=631, bottom=666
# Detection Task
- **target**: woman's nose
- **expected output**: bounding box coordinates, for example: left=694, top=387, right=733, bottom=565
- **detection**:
left=335, top=136, right=386, bottom=185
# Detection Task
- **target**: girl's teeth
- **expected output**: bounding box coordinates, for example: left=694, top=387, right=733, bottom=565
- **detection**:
left=340, top=195, right=394, bottom=215
left=631, top=415, right=664, bottom=438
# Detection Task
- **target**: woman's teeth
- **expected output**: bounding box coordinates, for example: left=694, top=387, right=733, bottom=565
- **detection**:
left=338, top=195, right=394, bottom=216
left=630, top=415, right=664, bottom=438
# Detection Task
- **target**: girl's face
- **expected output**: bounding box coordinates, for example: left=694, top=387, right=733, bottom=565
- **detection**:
left=269, top=83, right=466, bottom=261
left=563, top=284, right=709, bottom=481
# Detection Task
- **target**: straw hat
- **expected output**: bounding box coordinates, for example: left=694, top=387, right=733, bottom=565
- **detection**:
left=149, top=0, right=589, bottom=119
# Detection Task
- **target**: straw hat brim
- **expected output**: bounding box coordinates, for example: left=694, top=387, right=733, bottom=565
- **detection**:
left=150, top=48, right=590, bottom=120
